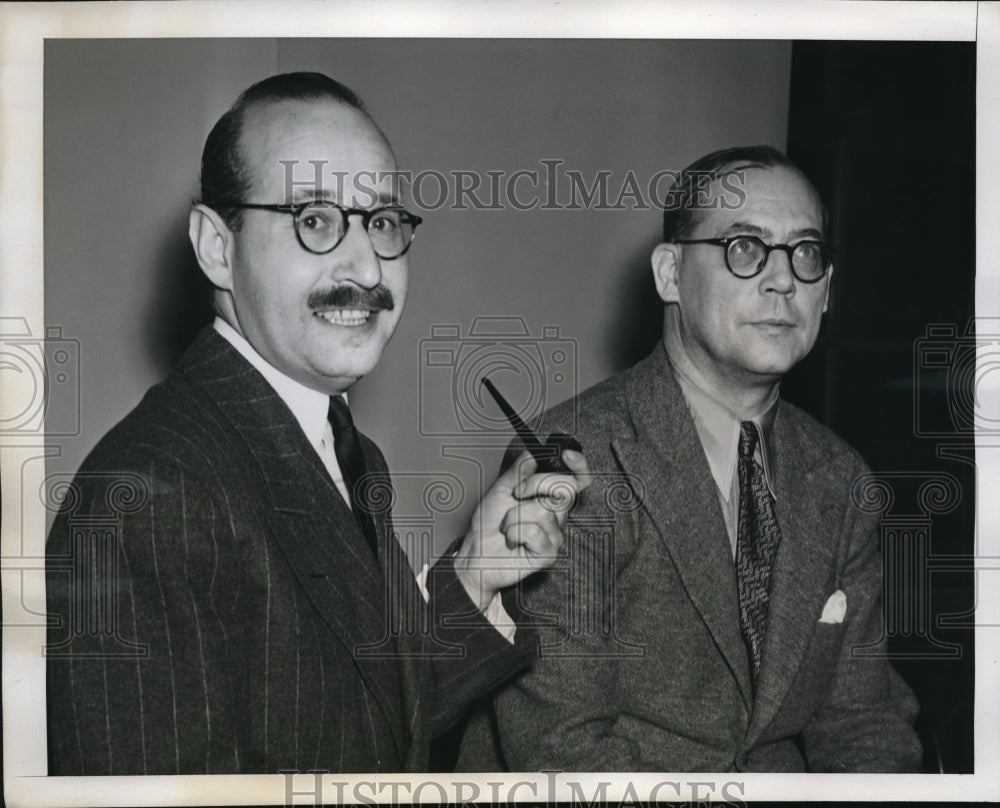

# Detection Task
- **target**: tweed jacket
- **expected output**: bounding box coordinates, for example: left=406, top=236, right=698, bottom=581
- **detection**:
left=458, top=342, right=921, bottom=772
left=46, top=327, right=530, bottom=775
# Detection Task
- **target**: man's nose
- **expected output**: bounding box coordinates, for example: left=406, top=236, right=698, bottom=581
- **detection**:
left=330, top=215, right=382, bottom=288
left=759, top=246, right=796, bottom=295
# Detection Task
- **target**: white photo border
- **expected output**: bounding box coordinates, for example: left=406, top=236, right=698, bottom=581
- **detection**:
left=2, top=1, right=997, bottom=804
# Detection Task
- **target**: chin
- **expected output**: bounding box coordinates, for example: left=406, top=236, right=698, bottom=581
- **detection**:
left=757, top=358, right=807, bottom=379
left=745, top=337, right=811, bottom=369
left=324, top=362, right=375, bottom=386
left=737, top=351, right=802, bottom=379
left=325, top=335, right=389, bottom=369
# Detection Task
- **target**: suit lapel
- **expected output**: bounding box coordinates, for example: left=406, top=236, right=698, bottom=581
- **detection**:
left=611, top=347, right=754, bottom=710
left=177, top=328, right=406, bottom=756
left=744, top=403, right=839, bottom=746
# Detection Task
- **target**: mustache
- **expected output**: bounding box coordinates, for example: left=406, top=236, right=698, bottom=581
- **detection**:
left=307, top=284, right=395, bottom=312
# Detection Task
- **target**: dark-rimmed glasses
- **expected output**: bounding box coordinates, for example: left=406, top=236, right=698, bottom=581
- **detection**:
left=674, top=235, right=832, bottom=283
left=218, top=201, right=423, bottom=259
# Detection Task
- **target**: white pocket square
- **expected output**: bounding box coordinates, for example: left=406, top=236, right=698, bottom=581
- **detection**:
left=819, top=590, right=847, bottom=624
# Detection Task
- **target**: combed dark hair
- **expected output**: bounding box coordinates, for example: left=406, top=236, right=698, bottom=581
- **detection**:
left=661, top=145, right=828, bottom=242
left=199, top=72, right=370, bottom=230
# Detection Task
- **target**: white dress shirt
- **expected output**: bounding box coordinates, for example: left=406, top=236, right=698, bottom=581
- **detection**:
left=214, top=318, right=351, bottom=504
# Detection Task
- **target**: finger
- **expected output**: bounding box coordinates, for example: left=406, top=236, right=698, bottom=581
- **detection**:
left=495, top=449, right=539, bottom=492
left=513, top=450, right=592, bottom=499
left=502, top=500, right=569, bottom=540
left=559, top=449, right=593, bottom=491
left=502, top=517, right=563, bottom=559
left=500, top=500, right=552, bottom=534
left=514, top=474, right=579, bottom=513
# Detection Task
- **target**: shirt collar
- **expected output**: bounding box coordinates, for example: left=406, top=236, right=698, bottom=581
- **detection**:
left=662, top=314, right=778, bottom=501
left=213, top=317, right=333, bottom=454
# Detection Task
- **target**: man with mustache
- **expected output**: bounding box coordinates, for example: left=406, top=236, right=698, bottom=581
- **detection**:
left=45, top=72, right=588, bottom=775
left=459, top=146, right=922, bottom=772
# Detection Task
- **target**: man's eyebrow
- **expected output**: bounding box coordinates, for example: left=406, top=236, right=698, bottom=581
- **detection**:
left=788, top=226, right=825, bottom=241
left=720, top=221, right=769, bottom=237
left=719, top=222, right=825, bottom=241
left=287, top=189, right=401, bottom=207
left=289, top=188, right=335, bottom=204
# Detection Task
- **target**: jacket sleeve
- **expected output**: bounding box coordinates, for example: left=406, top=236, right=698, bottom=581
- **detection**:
left=423, top=545, right=536, bottom=737
left=799, top=483, right=923, bottom=772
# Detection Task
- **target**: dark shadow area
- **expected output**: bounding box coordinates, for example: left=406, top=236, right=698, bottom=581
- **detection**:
left=785, top=40, right=976, bottom=773
left=606, top=238, right=665, bottom=372
left=143, top=214, right=216, bottom=378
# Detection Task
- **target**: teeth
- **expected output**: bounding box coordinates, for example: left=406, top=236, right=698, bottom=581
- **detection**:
left=315, top=309, right=372, bottom=326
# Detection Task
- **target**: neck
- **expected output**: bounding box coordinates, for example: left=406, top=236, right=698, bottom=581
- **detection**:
left=663, top=312, right=780, bottom=419
left=708, top=376, right=780, bottom=419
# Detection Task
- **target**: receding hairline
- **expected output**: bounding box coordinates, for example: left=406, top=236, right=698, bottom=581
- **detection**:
left=233, top=95, right=397, bottom=199
left=718, top=159, right=818, bottom=189
left=684, top=160, right=827, bottom=237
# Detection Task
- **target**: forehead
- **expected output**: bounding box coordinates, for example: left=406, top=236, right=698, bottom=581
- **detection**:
left=239, top=98, right=397, bottom=202
left=694, top=164, right=824, bottom=238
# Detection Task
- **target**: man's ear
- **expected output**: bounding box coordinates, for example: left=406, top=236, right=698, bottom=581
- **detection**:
left=189, top=204, right=235, bottom=291
left=651, top=242, right=682, bottom=304
left=822, top=263, right=835, bottom=313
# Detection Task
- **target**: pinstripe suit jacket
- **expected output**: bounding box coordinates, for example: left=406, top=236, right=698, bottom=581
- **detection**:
left=458, top=343, right=921, bottom=772
left=46, top=327, right=530, bottom=775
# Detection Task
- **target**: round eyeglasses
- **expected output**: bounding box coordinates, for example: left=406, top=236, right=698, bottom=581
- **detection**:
left=219, top=201, right=423, bottom=259
left=674, top=235, right=832, bottom=283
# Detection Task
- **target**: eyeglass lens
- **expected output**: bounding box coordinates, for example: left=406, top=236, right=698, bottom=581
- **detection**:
left=726, top=236, right=828, bottom=282
left=296, top=204, right=415, bottom=257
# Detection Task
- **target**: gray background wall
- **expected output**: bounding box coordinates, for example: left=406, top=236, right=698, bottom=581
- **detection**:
left=44, top=38, right=791, bottom=551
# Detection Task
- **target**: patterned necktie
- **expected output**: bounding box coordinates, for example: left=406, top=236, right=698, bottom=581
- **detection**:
left=736, top=420, right=782, bottom=686
left=328, top=395, right=379, bottom=558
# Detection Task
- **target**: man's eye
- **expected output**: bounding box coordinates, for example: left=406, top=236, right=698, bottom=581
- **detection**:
left=794, top=241, right=822, bottom=260
left=730, top=237, right=758, bottom=255
left=300, top=209, right=337, bottom=231
left=369, top=213, right=401, bottom=234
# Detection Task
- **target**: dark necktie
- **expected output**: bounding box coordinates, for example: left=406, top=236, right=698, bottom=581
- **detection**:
left=736, top=420, right=782, bottom=686
left=328, top=395, right=379, bottom=559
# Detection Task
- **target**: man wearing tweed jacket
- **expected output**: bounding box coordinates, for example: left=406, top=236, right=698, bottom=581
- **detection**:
left=45, top=72, right=589, bottom=775
left=458, top=146, right=921, bottom=772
